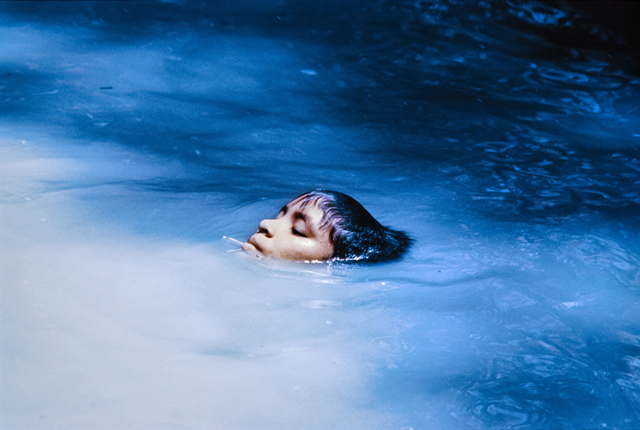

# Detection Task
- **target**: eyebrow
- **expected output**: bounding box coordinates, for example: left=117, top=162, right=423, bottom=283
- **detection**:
left=279, top=205, right=288, bottom=215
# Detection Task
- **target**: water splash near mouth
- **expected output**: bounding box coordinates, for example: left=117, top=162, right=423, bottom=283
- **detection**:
left=222, top=235, right=244, bottom=246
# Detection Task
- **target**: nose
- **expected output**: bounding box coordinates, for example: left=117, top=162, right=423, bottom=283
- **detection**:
left=258, top=218, right=276, bottom=237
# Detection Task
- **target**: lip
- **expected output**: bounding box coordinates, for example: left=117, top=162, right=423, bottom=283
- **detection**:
left=242, top=235, right=264, bottom=254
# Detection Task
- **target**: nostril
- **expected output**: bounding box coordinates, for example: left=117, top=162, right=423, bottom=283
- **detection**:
left=257, top=220, right=272, bottom=237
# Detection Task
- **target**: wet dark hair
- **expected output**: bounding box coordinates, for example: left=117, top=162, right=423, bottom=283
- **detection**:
left=293, top=189, right=412, bottom=262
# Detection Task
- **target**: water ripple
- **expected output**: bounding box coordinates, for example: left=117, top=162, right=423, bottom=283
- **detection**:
left=533, top=66, right=626, bottom=90
left=469, top=398, right=549, bottom=429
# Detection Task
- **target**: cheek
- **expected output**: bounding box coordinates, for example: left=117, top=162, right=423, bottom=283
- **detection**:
left=296, top=240, right=333, bottom=260
left=273, top=240, right=328, bottom=261
left=260, top=233, right=333, bottom=261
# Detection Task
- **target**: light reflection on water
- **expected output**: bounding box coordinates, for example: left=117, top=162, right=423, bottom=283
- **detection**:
left=1, top=1, right=640, bottom=429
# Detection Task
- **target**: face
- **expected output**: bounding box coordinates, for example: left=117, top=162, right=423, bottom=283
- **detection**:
left=242, top=197, right=334, bottom=261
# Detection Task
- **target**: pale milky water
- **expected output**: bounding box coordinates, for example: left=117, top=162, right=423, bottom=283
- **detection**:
left=1, top=1, right=640, bottom=429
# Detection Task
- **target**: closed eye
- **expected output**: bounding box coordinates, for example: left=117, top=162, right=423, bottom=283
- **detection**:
left=292, top=227, right=307, bottom=237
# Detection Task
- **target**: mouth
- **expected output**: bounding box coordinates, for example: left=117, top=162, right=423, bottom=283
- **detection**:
left=241, top=236, right=264, bottom=255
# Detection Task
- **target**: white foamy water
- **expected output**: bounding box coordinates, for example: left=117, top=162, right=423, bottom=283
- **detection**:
left=1, top=138, right=404, bottom=429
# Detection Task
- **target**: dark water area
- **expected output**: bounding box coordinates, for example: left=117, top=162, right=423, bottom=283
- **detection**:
left=1, top=1, right=639, bottom=429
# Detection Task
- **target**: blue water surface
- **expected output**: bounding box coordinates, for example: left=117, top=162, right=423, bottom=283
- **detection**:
left=1, top=1, right=639, bottom=429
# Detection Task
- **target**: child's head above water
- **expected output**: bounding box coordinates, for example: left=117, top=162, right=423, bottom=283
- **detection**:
left=242, top=189, right=411, bottom=262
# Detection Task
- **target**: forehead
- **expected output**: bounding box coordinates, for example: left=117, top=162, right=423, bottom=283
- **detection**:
left=289, top=196, right=322, bottom=214
left=287, top=196, right=330, bottom=227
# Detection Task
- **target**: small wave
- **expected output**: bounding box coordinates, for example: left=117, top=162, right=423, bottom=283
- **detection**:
left=508, top=1, right=568, bottom=26
left=469, top=398, right=549, bottom=428
left=553, top=235, right=640, bottom=285
left=526, top=66, right=626, bottom=90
